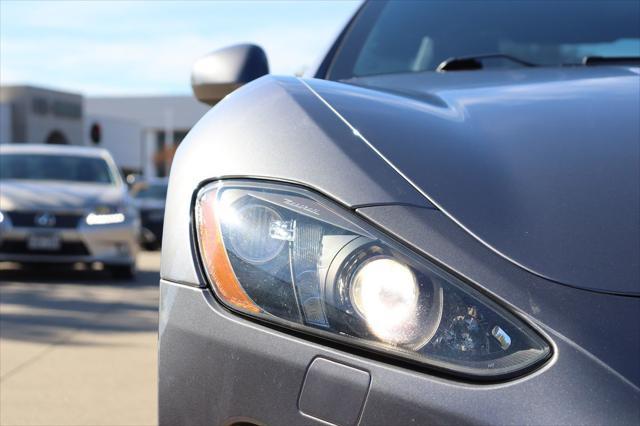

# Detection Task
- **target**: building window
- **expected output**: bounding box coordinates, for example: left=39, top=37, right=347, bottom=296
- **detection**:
left=32, top=97, right=49, bottom=115
left=52, top=100, right=82, bottom=119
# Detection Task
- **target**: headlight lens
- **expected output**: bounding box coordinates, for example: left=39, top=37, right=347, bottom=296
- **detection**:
left=195, top=181, right=550, bottom=379
left=86, top=205, right=126, bottom=225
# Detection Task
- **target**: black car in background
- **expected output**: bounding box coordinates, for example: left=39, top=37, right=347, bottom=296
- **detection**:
left=131, top=178, right=167, bottom=250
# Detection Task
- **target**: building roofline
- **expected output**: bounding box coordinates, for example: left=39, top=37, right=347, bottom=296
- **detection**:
left=0, top=143, right=108, bottom=157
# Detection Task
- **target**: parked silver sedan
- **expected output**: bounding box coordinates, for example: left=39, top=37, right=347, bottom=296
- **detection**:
left=0, top=144, right=139, bottom=278
left=131, top=177, right=168, bottom=250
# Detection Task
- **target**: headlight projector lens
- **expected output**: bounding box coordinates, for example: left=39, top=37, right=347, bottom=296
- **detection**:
left=351, top=257, right=422, bottom=346
left=227, top=203, right=285, bottom=264
left=323, top=238, right=444, bottom=351
left=347, top=255, right=444, bottom=350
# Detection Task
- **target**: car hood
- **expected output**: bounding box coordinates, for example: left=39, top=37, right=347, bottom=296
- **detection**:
left=305, top=66, right=640, bottom=295
left=0, top=180, right=125, bottom=211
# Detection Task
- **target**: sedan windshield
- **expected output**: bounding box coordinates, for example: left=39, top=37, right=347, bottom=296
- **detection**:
left=328, top=0, right=640, bottom=79
left=0, top=153, right=115, bottom=184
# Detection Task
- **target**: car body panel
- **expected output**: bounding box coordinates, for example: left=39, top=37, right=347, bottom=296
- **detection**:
left=160, top=3, right=640, bottom=421
left=305, top=67, right=640, bottom=295
left=159, top=278, right=639, bottom=426
left=159, top=68, right=640, bottom=425
left=159, top=204, right=640, bottom=424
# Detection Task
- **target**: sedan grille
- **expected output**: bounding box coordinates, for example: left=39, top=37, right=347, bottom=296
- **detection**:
left=6, top=211, right=84, bottom=229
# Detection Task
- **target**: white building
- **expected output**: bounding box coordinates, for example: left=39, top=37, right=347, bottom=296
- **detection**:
left=0, top=85, right=210, bottom=178
left=0, top=85, right=84, bottom=145
left=0, top=102, right=11, bottom=143
left=85, top=96, right=210, bottom=177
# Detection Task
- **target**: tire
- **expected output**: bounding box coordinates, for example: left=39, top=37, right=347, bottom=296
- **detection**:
left=108, top=264, right=136, bottom=280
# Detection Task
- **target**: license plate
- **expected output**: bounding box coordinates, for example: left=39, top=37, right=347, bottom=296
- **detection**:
left=27, top=234, right=61, bottom=251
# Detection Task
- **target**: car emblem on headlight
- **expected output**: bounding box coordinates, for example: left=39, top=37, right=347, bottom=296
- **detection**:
left=35, top=212, right=56, bottom=227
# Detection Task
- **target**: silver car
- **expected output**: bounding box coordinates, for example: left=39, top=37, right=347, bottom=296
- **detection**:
left=0, top=144, right=139, bottom=278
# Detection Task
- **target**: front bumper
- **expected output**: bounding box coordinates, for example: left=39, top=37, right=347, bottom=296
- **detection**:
left=0, top=220, right=139, bottom=265
left=159, top=279, right=640, bottom=426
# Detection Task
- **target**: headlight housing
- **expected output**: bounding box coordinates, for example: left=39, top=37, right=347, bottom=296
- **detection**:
left=195, top=180, right=550, bottom=380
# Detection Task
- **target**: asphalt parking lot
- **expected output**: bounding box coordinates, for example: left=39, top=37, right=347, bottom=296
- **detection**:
left=0, top=251, right=159, bottom=426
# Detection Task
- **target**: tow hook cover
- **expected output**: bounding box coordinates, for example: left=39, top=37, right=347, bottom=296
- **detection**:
left=298, top=358, right=371, bottom=425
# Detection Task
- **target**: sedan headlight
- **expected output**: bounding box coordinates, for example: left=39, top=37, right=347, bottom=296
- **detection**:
left=86, top=205, right=126, bottom=225
left=195, top=181, right=550, bottom=379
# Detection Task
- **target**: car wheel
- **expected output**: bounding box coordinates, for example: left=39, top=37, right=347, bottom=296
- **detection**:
left=108, top=264, right=136, bottom=280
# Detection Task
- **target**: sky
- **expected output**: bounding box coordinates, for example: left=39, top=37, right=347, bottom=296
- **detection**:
left=0, top=0, right=361, bottom=96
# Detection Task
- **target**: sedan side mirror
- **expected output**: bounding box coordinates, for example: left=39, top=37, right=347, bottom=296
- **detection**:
left=191, top=44, right=269, bottom=105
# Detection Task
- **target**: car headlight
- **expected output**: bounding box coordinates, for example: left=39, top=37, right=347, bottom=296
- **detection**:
left=195, top=180, right=550, bottom=380
left=86, top=205, right=126, bottom=225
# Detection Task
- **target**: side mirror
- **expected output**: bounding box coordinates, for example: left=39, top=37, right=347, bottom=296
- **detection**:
left=191, top=44, right=269, bottom=105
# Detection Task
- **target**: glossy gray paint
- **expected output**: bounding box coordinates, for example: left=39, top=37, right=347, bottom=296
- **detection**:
left=160, top=69, right=639, bottom=424
left=306, top=67, right=640, bottom=295
left=159, top=278, right=639, bottom=425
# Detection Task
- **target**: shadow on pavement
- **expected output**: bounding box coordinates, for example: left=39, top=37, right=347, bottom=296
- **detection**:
left=0, top=264, right=159, bottom=287
left=0, top=260, right=159, bottom=346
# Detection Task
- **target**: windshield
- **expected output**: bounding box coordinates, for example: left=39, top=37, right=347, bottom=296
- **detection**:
left=0, top=153, right=115, bottom=184
left=328, top=0, right=640, bottom=79
left=132, top=183, right=168, bottom=200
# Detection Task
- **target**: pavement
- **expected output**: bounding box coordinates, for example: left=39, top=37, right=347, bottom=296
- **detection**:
left=0, top=251, right=160, bottom=426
